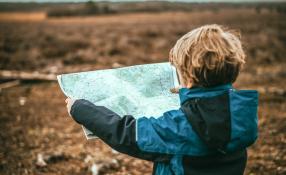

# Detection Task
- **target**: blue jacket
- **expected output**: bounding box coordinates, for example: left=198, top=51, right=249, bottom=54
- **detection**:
left=71, top=84, right=258, bottom=175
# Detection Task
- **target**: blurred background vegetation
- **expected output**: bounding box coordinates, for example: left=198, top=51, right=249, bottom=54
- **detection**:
left=0, top=1, right=285, bottom=175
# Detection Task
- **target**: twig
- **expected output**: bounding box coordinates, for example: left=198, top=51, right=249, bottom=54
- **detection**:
left=0, top=80, right=21, bottom=89
left=0, top=70, right=56, bottom=81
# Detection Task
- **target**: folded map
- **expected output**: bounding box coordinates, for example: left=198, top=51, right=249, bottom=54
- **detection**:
left=57, top=62, right=180, bottom=139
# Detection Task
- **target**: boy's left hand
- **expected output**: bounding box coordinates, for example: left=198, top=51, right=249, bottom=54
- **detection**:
left=65, top=98, right=76, bottom=117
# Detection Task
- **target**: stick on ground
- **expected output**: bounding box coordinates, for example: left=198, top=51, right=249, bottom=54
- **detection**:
left=0, top=70, right=56, bottom=81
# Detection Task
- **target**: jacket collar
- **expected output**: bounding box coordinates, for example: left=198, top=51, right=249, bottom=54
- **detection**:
left=179, top=84, right=233, bottom=105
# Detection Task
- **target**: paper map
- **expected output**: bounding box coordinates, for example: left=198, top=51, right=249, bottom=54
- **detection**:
left=57, top=62, right=180, bottom=139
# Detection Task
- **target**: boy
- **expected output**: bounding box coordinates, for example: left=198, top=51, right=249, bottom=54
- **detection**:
left=66, top=24, right=258, bottom=175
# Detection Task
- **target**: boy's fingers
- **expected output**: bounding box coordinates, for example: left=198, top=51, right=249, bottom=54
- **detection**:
left=170, top=87, right=179, bottom=94
left=65, top=98, right=71, bottom=104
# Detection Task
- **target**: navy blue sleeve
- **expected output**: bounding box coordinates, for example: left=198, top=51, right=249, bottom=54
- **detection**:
left=70, top=99, right=171, bottom=162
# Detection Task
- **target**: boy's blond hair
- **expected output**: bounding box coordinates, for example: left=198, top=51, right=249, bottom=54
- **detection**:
left=170, top=24, right=245, bottom=88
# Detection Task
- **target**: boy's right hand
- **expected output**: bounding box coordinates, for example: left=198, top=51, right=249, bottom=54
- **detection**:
left=170, top=87, right=180, bottom=94
left=65, top=98, right=76, bottom=117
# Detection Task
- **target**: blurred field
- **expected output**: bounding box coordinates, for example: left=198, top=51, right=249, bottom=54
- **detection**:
left=0, top=3, right=286, bottom=175
left=0, top=12, right=46, bottom=22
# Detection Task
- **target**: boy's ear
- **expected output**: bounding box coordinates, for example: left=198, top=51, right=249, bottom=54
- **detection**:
left=186, top=82, right=194, bottom=89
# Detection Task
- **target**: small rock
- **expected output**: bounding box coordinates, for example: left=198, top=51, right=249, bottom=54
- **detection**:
left=90, top=159, right=120, bottom=175
left=84, top=155, right=93, bottom=164
left=112, top=62, right=124, bottom=68
left=36, top=153, right=47, bottom=168
left=111, top=149, right=119, bottom=154
left=19, top=97, right=26, bottom=106
left=91, top=163, right=99, bottom=175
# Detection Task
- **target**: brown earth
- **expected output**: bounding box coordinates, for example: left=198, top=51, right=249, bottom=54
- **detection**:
left=0, top=8, right=286, bottom=175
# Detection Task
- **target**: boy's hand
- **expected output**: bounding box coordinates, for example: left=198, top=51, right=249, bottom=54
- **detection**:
left=65, top=98, right=76, bottom=116
left=170, top=86, right=181, bottom=94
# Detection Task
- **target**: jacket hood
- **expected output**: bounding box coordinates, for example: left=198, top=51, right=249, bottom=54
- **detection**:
left=179, top=84, right=259, bottom=153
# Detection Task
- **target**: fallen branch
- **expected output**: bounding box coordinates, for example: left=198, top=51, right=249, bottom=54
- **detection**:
left=0, top=70, right=57, bottom=81
left=0, top=80, right=21, bottom=89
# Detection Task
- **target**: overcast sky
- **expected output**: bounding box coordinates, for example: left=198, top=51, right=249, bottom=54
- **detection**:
left=0, top=0, right=284, bottom=3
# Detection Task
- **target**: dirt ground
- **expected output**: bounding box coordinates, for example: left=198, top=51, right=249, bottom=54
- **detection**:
left=0, top=8, right=286, bottom=175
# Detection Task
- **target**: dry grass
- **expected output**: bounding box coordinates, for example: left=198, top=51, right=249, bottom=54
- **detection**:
left=0, top=7, right=286, bottom=175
